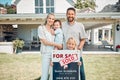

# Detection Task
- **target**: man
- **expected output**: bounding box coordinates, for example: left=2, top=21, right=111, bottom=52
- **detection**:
left=62, top=7, right=87, bottom=80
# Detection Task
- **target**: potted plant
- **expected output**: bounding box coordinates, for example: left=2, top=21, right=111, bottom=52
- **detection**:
left=116, top=45, right=120, bottom=52
left=12, top=38, right=24, bottom=54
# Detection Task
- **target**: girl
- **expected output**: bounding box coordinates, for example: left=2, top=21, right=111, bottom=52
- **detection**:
left=66, top=37, right=77, bottom=50
left=64, top=37, right=81, bottom=69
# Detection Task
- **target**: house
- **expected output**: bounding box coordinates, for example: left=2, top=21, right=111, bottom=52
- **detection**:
left=12, top=0, right=76, bottom=13
left=0, top=0, right=120, bottom=53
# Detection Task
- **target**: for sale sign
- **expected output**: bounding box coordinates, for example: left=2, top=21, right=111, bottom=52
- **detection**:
left=52, top=50, right=80, bottom=80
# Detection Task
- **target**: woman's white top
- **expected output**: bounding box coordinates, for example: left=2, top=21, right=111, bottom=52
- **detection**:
left=38, top=25, right=55, bottom=54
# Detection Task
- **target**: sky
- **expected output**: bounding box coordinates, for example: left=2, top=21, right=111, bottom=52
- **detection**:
left=0, top=0, right=118, bottom=12
left=0, top=0, right=12, bottom=5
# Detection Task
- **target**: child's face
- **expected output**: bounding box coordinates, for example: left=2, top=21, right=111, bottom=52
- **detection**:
left=67, top=39, right=76, bottom=50
left=53, top=22, right=60, bottom=30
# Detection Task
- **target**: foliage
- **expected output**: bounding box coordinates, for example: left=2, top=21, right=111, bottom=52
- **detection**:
left=0, top=4, right=4, bottom=7
left=74, top=0, right=97, bottom=10
left=115, top=0, right=120, bottom=12
left=0, top=3, right=16, bottom=14
left=7, top=8, right=16, bottom=14
left=116, top=45, right=120, bottom=48
left=12, top=38, right=24, bottom=49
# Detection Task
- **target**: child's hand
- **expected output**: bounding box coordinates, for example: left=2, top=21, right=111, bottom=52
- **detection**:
left=64, top=65, right=68, bottom=69
left=50, top=62, right=54, bottom=66
left=54, top=47, right=58, bottom=50
left=78, top=61, right=82, bottom=66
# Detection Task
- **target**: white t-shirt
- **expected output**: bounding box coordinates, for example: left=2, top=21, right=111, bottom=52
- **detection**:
left=62, top=21, right=87, bottom=55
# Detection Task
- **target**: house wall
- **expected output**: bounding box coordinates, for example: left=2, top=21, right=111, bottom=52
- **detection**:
left=17, top=0, right=35, bottom=13
left=90, top=25, right=112, bottom=44
left=114, top=23, right=120, bottom=50
left=17, top=24, right=39, bottom=41
left=16, top=0, right=72, bottom=13
left=0, top=42, right=13, bottom=54
left=55, top=0, right=72, bottom=13
left=90, top=28, right=98, bottom=44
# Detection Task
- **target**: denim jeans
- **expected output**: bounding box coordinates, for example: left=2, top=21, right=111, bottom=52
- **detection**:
left=41, top=54, right=51, bottom=80
left=80, top=57, right=86, bottom=80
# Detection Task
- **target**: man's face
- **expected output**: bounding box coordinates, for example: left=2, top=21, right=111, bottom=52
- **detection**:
left=66, top=10, right=76, bottom=22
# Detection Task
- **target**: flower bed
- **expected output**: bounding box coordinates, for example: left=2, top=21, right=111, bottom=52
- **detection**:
left=116, top=45, right=120, bottom=52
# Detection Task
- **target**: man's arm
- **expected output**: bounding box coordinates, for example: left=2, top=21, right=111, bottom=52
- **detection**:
left=77, top=38, right=86, bottom=50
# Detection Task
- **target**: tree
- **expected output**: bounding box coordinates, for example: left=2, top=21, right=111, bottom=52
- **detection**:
left=115, top=0, right=120, bottom=12
left=101, top=0, right=120, bottom=12
left=0, top=3, right=4, bottom=7
left=0, top=3, right=16, bottom=14
left=74, top=0, right=97, bottom=10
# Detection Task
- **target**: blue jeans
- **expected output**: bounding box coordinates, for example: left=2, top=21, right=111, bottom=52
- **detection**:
left=41, top=54, right=51, bottom=80
left=80, top=57, right=86, bottom=80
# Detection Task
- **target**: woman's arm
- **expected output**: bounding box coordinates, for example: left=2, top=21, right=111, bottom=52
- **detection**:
left=40, top=38, right=62, bottom=49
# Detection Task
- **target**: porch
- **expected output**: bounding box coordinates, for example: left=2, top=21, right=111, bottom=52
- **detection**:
left=0, top=13, right=120, bottom=53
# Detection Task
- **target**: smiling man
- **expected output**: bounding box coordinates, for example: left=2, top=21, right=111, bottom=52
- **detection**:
left=62, top=7, right=87, bottom=80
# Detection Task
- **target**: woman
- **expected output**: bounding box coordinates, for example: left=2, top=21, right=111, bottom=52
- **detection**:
left=38, top=13, right=62, bottom=80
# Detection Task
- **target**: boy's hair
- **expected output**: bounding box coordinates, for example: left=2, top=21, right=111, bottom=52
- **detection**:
left=66, top=7, right=76, bottom=14
left=53, top=19, right=62, bottom=27
left=67, top=37, right=77, bottom=50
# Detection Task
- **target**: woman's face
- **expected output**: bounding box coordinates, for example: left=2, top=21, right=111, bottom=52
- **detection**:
left=46, top=14, right=55, bottom=26
left=67, top=39, right=76, bottom=50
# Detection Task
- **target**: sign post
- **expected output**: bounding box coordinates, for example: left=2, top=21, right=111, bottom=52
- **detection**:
left=52, top=50, right=80, bottom=80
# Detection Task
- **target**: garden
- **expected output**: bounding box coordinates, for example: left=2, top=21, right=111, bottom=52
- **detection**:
left=0, top=53, right=120, bottom=80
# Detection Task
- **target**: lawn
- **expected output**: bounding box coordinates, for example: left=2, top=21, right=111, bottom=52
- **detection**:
left=0, top=53, right=120, bottom=80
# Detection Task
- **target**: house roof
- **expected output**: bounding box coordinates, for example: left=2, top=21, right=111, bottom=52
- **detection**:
left=12, top=0, right=21, bottom=5
left=0, top=12, right=120, bottom=30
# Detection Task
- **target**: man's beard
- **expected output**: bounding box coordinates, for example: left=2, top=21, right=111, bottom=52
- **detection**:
left=67, top=17, right=74, bottom=22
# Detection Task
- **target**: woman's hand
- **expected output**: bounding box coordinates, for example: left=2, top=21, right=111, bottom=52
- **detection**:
left=40, top=39, right=63, bottom=49
left=50, top=61, right=54, bottom=67
left=55, top=44, right=63, bottom=49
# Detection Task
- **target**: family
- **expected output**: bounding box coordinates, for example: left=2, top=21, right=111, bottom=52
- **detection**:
left=38, top=7, right=87, bottom=80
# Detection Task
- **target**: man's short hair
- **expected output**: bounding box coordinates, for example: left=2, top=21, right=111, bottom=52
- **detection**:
left=67, top=7, right=76, bottom=13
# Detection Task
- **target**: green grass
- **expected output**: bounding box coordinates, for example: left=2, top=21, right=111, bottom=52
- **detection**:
left=0, top=53, right=120, bottom=80
left=84, top=54, right=120, bottom=80
left=0, top=53, right=41, bottom=80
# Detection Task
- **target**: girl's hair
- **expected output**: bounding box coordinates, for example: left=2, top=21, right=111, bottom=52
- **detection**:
left=67, top=37, right=77, bottom=50
left=44, top=13, right=55, bottom=25
left=53, top=19, right=62, bottom=27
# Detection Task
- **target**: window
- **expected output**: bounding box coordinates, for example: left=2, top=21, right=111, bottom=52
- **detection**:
left=31, top=28, right=38, bottom=41
left=46, top=0, right=54, bottom=13
left=35, top=0, right=43, bottom=14
left=35, top=0, right=54, bottom=13
left=35, top=8, right=43, bottom=14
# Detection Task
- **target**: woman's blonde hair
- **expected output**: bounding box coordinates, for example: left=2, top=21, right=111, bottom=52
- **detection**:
left=44, top=13, right=55, bottom=25
left=67, top=37, right=77, bottom=50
